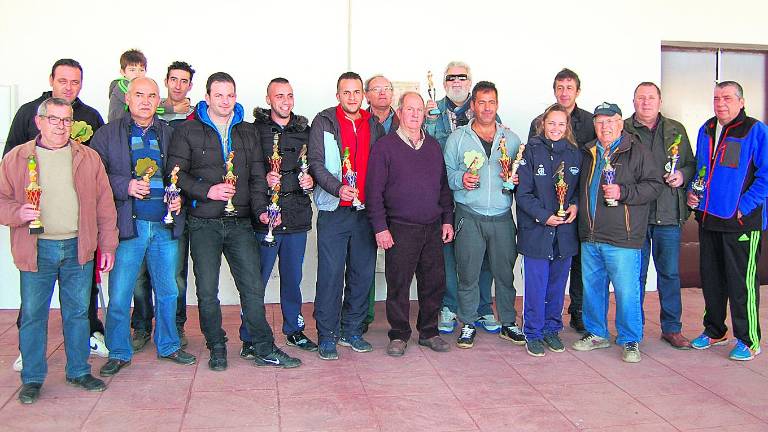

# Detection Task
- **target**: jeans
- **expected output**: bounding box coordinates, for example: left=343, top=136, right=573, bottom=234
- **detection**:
left=523, top=256, right=571, bottom=341
left=442, top=241, right=494, bottom=316
left=130, top=225, right=189, bottom=332
left=639, top=224, right=683, bottom=334
left=240, top=231, right=308, bottom=342
left=105, top=220, right=180, bottom=360
left=581, top=242, right=643, bottom=344
left=188, top=216, right=275, bottom=356
left=20, top=238, right=93, bottom=384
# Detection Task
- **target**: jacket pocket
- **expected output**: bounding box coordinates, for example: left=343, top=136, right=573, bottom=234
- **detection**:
left=719, top=139, right=742, bottom=168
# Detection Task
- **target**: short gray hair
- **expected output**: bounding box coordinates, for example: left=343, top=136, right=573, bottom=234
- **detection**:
left=364, top=74, right=390, bottom=92
left=716, top=80, right=744, bottom=99
left=36, top=97, right=72, bottom=117
left=443, top=61, right=472, bottom=81
left=397, top=91, right=424, bottom=108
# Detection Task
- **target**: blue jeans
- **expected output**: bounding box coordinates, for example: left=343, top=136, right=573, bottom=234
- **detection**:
left=640, top=224, right=683, bottom=334
left=20, top=238, right=93, bottom=384
left=105, top=220, right=180, bottom=360
left=240, top=231, right=308, bottom=342
left=442, top=242, right=494, bottom=316
left=523, top=256, right=571, bottom=340
left=581, top=242, right=643, bottom=344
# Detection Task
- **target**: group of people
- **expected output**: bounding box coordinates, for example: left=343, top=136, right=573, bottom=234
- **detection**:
left=0, top=52, right=766, bottom=405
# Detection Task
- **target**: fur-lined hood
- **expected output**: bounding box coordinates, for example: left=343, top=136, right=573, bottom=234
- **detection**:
left=253, top=107, right=309, bottom=132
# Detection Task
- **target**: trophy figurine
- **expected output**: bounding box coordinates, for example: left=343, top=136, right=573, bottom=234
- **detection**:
left=498, top=137, right=513, bottom=194
left=223, top=151, right=238, bottom=216
left=163, top=165, right=181, bottom=226
left=298, top=143, right=313, bottom=195
left=463, top=150, right=485, bottom=190
left=603, top=153, right=618, bottom=207
left=25, top=155, right=44, bottom=235
left=426, top=71, right=441, bottom=116
left=667, top=134, right=682, bottom=175
left=262, top=186, right=281, bottom=247
left=134, top=158, right=159, bottom=200
left=554, top=161, right=569, bottom=217
left=690, top=166, right=707, bottom=209
left=269, top=133, right=282, bottom=195
left=507, top=141, right=526, bottom=193
left=342, top=147, right=365, bottom=210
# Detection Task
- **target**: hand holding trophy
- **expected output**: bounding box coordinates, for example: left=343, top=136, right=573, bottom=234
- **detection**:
left=667, top=134, right=681, bottom=175
left=554, top=161, right=568, bottom=217
left=223, top=151, right=238, bottom=216
left=269, top=133, right=282, bottom=195
left=262, top=185, right=281, bottom=247
left=342, top=147, right=365, bottom=210
left=463, top=150, right=485, bottom=190
left=507, top=140, right=526, bottom=193
left=690, top=166, right=707, bottom=209
left=426, top=71, right=441, bottom=116
left=498, top=137, right=513, bottom=194
left=603, top=152, right=618, bottom=207
left=25, top=155, right=44, bottom=235
left=163, top=165, right=181, bottom=227
left=298, top=144, right=313, bottom=195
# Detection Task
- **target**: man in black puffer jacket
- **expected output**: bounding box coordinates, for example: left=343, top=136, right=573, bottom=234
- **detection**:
left=167, top=72, right=301, bottom=371
left=238, top=78, right=318, bottom=358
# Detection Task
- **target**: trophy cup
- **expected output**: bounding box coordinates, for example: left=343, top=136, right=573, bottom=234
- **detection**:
left=690, top=166, right=707, bottom=209
left=603, top=153, right=618, bottom=207
left=25, top=155, right=44, bottom=235
left=667, top=134, right=681, bottom=175
left=499, top=137, right=513, bottom=194
left=223, top=151, right=238, bottom=216
left=298, top=143, right=313, bottom=195
left=463, top=150, right=485, bottom=190
left=269, top=133, right=282, bottom=196
left=426, top=71, right=441, bottom=116
left=342, top=147, right=365, bottom=210
left=262, top=185, right=281, bottom=247
left=554, top=161, right=569, bottom=217
left=507, top=141, right=527, bottom=193
left=163, top=165, right=181, bottom=227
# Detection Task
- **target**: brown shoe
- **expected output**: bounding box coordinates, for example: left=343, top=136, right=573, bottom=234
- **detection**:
left=418, top=336, right=450, bottom=352
left=386, top=339, right=407, bottom=357
left=662, top=332, right=692, bottom=350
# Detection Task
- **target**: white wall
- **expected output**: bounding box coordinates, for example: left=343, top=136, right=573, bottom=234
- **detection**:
left=0, top=0, right=766, bottom=308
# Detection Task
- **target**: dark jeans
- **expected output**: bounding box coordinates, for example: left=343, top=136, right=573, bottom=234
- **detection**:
left=314, top=207, right=376, bottom=342
left=130, top=225, right=189, bottom=333
left=385, top=221, right=445, bottom=342
left=639, top=224, right=683, bottom=333
left=188, top=216, right=275, bottom=356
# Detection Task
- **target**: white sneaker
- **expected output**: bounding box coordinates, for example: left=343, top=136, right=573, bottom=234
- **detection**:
left=438, top=307, right=457, bottom=334
left=90, top=331, right=109, bottom=358
left=12, top=354, right=22, bottom=372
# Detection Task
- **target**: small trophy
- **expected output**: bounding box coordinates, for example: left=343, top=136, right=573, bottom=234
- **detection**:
left=426, top=71, right=441, bottom=116
left=667, top=134, right=681, bottom=175
left=298, top=143, right=313, bottom=195
left=342, top=147, right=365, bottom=210
left=25, top=155, right=44, bottom=235
left=508, top=141, right=526, bottom=193
left=603, top=153, right=618, bottom=207
left=690, top=166, right=707, bottom=209
left=463, top=150, right=485, bottom=190
left=163, top=165, right=181, bottom=227
left=223, top=151, right=238, bottom=216
left=498, top=137, right=513, bottom=194
left=554, top=161, right=568, bottom=217
left=262, top=186, right=281, bottom=247
left=269, top=133, right=282, bottom=195
left=135, top=158, right=159, bottom=200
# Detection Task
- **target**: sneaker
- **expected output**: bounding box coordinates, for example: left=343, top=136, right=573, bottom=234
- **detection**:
left=318, top=340, right=339, bottom=360
left=569, top=312, right=586, bottom=333
left=729, top=340, right=761, bottom=361
left=572, top=333, right=611, bottom=351
left=438, top=307, right=457, bottom=334
left=286, top=331, right=318, bottom=352
left=691, top=333, right=729, bottom=350
left=131, top=330, right=151, bottom=352
left=240, top=342, right=256, bottom=359
left=18, top=382, right=41, bottom=404
left=208, top=345, right=227, bottom=371
left=622, top=342, right=641, bottom=363
left=178, top=328, right=189, bottom=349
left=475, top=314, right=501, bottom=333
left=90, top=331, right=109, bottom=358
left=526, top=339, right=546, bottom=357
left=661, top=332, right=692, bottom=350
left=254, top=347, right=302, bottom=368
left=543, top=333, right=566, bottom=353
left=456, top=324, right=476, bottom=349
left=66, top=374, right=106, bottom=392
left=338, top=335, right=373, bottom=352
left=386, top=339, right=408, bottom=357
left=159, top=349, right=196, bottom=365
left=99, top=359, right=131, bottom=377
left=12, top=354, right=22, bottom=372
left=499, top=324, right=526, bottom=346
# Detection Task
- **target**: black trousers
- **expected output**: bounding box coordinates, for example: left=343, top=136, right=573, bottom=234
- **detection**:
left=700, top=227, right=762, bottom=349
left=567, top=250, right=583, bottom=316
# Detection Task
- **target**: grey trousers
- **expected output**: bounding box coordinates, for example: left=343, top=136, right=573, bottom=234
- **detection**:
left=454, top=204, right=518, bottom=325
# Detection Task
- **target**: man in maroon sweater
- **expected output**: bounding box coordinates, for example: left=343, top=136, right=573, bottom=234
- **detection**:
left=365, top=92, right=454, bottom=356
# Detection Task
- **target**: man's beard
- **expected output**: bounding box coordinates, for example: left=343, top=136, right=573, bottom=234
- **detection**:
left=447, top=88, right=469, bottom=104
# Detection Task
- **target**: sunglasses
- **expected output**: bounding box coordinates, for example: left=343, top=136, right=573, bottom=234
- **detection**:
left=445, top=74, right=468, bottom=82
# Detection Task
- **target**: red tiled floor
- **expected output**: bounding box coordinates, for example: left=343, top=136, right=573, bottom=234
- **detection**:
left=0, top=287, right=766, bottom=431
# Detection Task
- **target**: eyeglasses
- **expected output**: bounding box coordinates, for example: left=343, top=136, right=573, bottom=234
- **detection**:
left=594, top=119, right=619, bottom=127
left=369, top=86, right=393, bottom=93
left=445, top=74, right=468, bottom=82
left=40, top=115, right=74, bottom=126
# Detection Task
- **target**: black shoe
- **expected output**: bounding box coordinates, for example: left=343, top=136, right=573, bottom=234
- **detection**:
left=569, top=312, right=585, bottom=333
left=131, top=330, right=151, bottom=352
left=178, top=328, right=189, bottom=349
left=526, top=339, right=546, bottom=357
left=208, top=345, right=227, bottom=371
left=286, top=331, right=318, bottom=352
left=362, top=321, right=370, bottom=335
left=543, top=333, right=566, bottom=353
left=240, top=342, right=256, bottom=360
left=99, top=359, right=131, bottom=377
left=254, top=347, right=302, bottom=369
left=499, top=324, right=526, bottom=346
left=159, top=349, right=196, bottom=365
left=456, top=324, right=476, bottom=349
left=66, top=374, right=106, bottom=392
left=18, top=383, right=42, bottom=404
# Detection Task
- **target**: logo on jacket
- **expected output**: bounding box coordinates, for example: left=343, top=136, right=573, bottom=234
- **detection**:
left=536, top=165, right=546, bottom=176
left=569, top=166, right=579, bottom=175
left=519, top=158, right=527, bottom=166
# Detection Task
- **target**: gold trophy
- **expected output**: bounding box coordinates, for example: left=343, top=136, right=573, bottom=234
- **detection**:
left=667, top=134, right=681, bottom=175
left=554, top=161, right=568, bottom=217
left=508, top=140, right=526, bottom=193
left=223, top=151, right=238, bottom=216
left=463, top=150, right=485, bottom=190
left=163, top=165, right=181, bottom=226
left=25, top=155, right=44, bottom=235
left=134, top=158, right=159, bottom=200
left=269, top=133, right=282, bottom=195
left=426, top=71, right=441, bottom=116
left=298, top=144, right=313, bottom=195
left=499, top=137, right=513, bottom=194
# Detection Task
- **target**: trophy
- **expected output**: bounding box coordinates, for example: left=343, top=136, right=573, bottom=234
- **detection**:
left=223, top=151, right=238, bottom=216
left=498, top=137, right=513, bottom=194
left=25, top=155, right=44, bottom=235
left=554, top=161, right=568, bottom=217
left=342, top=147, right=365, bottom=210
left=269, top=133, right=282, bottom=195
left=262, top=185, right=281, bottom=247
left=667, top=134, right=681, bottom=175
left=507, top=141, right=526, bottom=193
left=690, top=166, right=707, bottom=209
left=426, top=71, right=441, bottom=116
left=298, top=143, right=313, bottom=195
left=603, top=153, right=618, bottom=207
left=463, top=150, right=485, bottom=190
left=135, top=158, right=159, bottom=200
left=163, top=165, right=181, bottom=227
